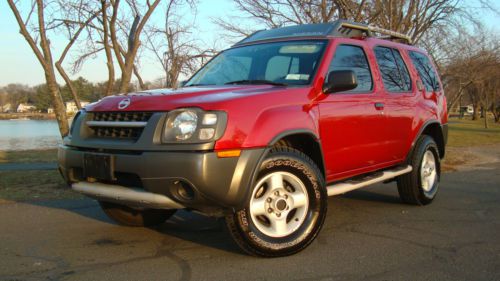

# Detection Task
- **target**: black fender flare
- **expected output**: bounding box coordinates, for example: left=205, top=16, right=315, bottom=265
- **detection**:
left=406, top=120, right=447, bottom=162
left=233, top=129, right=326, bottom=209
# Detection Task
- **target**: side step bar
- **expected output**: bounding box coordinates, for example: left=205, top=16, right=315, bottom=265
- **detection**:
left=72, top=182, right=184, bottom=209
left=327, top=165, right=412, bottom=196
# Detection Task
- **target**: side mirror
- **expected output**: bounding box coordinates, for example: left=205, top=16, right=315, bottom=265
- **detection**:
left=323, top=70, right=358, bottom=94
left=179, top=80, right=187, bottom=88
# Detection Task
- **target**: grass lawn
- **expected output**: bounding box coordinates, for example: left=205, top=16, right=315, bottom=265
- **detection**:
left=447, top=117, right=500, bottom=147
left=0, top=149, right=57, bottom=164
left=0, top=170, right=82, bottom=201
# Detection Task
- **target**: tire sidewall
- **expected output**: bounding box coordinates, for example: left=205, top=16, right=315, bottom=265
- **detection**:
left=233, top=150, right=327, bottom=255
left=414, top=136, right=440, bottom=203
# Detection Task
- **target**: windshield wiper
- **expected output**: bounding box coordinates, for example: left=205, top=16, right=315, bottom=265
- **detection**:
left=225, top=80, right=287, bottom=86
left=184, top=83, right=215, bottom=87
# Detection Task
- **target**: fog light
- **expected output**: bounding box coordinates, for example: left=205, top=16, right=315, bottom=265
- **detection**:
left=199, top=128, right=215, bottom=140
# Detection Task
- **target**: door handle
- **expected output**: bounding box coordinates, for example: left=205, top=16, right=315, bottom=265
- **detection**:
left=374, top=102, right=384, bottom=110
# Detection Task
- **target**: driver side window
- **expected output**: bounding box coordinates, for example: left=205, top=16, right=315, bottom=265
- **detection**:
left=328, top=44, right=373, bottom=92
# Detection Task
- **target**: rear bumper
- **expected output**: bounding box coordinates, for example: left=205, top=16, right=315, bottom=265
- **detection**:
left=58, top=145, right=266, bottom=211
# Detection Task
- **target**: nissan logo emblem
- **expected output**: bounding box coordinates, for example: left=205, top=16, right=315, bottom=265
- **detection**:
left=118, top=98, right=131, bottom=109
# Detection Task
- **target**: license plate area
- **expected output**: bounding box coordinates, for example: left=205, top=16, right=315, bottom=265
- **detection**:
left=83, top=153, right=115, bottom=181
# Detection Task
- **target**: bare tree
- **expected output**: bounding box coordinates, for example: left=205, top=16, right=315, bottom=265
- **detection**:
left=7, top=0, right=70, bottom=137
left=54, top=1, right=103, bottom=110
left=147, top=0, right=216, bottom=88
left=216, top=0, right=493, bottom=44
left=107, top=0, right=162, bottom=93
left=70, top=0, right=162, bottom=94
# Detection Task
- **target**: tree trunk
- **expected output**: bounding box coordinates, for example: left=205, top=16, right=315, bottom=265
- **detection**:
left=7, top=0, right=69, bottom=138
left=102, top=0, right=115, bottom=96
left=472, top=105, right=479, bottom=121
left=56, top=62, right=81, bottom=109
left=119, top=59, right=135, bottom=93
left=46, top=71, right=70, bottom=137
left=133, top=64, right=146, bottom=90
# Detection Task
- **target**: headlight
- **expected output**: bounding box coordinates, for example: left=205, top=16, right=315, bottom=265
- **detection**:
left=162, top=109, right=226, bottom=143
left=172, top=110, right=198, bottom=140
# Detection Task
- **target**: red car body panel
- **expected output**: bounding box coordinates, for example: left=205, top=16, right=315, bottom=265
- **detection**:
left=85, top=37, right=447, bottom=183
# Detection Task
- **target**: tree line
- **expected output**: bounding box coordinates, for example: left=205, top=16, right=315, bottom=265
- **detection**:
left=5, top=0, right=500, bottom=137
left=0, top=77, right=167, bottom=113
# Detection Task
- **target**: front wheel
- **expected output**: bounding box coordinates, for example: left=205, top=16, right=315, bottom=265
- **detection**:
left=99, top=201, right=176, bottom=227
left=226, top=147, right=327, bottom=257
left=397, top=135, right=441, bottom=205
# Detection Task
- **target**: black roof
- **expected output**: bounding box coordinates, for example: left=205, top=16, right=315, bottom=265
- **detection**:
left=234, top=20, right=412, bottom=46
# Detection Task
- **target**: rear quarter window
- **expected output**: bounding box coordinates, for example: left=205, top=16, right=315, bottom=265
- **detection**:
left=408, top=51, right=440, bottom=91
left=374, top=46, right=412, bottom=92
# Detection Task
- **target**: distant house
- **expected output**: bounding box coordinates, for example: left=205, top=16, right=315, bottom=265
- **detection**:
left=65, top=101, right=90, bottom=114
left=17, top=103, right=36, bottom=113
left=1, top=103, right=12, bottom=113
left=47, top=107, right=54, bottom=114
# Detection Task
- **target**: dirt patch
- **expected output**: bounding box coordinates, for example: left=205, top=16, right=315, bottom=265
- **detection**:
left=443, top=144, right=500, bottom=172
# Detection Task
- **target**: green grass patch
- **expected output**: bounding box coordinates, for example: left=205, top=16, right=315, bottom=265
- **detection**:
left=0, top=170, right=82, bottom=201
left=447, top=118, right=500, bottom=147
left=0, top=149, right=58, bottom=164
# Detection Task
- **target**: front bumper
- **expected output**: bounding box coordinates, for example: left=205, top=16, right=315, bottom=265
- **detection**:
left=58, top=145, right=266, bottom=212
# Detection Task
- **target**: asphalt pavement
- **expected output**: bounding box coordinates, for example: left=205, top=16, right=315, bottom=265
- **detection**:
left=0, top=162, right=499, bottom=281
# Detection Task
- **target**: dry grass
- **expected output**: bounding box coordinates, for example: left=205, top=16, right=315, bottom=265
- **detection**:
left=0, top=170, right=81, bottom=202
left=447, top=118, right=500, bottom=148
left=0, top=149, right=57, bottom=164
left=442, top=117, right=500, bottom=171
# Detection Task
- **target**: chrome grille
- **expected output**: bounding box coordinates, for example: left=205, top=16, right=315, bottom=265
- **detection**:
left=87, top=112, right=154, bottom=141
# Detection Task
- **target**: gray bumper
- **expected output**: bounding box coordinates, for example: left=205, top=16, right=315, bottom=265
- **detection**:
left=58, top=145, right=266, bottom=210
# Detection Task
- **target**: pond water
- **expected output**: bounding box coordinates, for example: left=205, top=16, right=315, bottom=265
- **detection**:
left=0, top=120, right=62, bottom=151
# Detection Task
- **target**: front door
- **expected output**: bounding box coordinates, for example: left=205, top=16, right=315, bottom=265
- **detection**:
left=318, top=43, right=390, bottom=182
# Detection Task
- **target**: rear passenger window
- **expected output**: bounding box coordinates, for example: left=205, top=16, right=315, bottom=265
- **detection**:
left=374, top=47, right=411, bottom=92
left=408, top=51, right=440, bottom=91
left=329, top=45, right=373, bottom=92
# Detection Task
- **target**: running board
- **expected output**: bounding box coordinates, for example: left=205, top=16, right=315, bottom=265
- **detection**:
left=72, top=182, right=185, bottom=209
left=327, top=165, right=412, bottom=196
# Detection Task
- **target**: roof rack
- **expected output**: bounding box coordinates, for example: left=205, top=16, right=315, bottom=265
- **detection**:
left=234, top=20, right=412, bottom=46
left=335, top=21, right=412, bottom=44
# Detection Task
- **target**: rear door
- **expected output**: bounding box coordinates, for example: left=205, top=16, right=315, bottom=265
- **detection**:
left=318, top=42, right=392, bottom=181
left=373, top=46, right=416, bottom=161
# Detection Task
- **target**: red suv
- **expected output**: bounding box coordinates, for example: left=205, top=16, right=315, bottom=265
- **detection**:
left=58, top=21, right=448, bottom=257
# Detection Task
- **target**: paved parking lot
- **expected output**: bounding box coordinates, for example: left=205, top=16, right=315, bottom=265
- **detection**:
left=1, top=162, right=499, bottom=281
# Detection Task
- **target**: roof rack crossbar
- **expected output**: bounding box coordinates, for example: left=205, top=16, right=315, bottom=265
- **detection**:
left=233, top=20, right=413, bottom=47
left=336, top=21, right=412, bottom=44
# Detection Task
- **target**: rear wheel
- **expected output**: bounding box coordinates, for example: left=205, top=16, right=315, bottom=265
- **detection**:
left=397, top=135, right=441, bottom=205
left=99, top=201, right=176, bottom=227
left=226, top=147, right=327, bottom=257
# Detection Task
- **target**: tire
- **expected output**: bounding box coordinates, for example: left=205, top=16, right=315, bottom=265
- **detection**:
left=226, top=147, right=327, bottom=257
left=99, top=201, right=176, bottom=227
left=397, top=135, right=441, bottom=205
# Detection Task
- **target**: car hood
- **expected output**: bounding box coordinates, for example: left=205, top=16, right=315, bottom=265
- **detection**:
left=85, top=85, right=286, bottom=112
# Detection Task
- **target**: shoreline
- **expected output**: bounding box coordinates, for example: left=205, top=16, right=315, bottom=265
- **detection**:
left=0, top=112, right=57, bottom=120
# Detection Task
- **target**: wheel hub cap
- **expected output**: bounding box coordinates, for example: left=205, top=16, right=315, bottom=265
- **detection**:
left=420, top=150, right=437, bottom=192
left=249, top=172, right=309, bottom=238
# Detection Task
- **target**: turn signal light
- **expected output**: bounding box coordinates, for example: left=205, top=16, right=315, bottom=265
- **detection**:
left=216, top=149, right=241, bottom=158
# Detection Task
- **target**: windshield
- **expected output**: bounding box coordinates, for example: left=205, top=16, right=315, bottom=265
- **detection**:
left=185, top=40, right=327, bottom=87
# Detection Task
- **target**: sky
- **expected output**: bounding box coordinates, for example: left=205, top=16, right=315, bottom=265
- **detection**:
left=0, top=0, right=240, bottom=87
left=0, top=0, right=499, bottom=87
